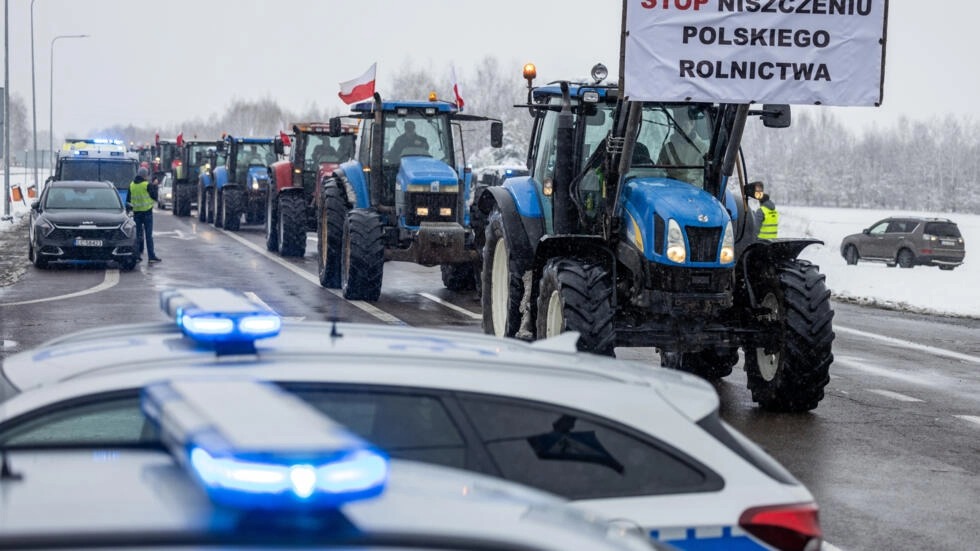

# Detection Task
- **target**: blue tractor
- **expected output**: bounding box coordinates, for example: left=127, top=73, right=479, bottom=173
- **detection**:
left=319, top=94, right=502, bottom=300
left=477, top=64, right=834, bottom=412
left=207, top=136, right=283, bottom=231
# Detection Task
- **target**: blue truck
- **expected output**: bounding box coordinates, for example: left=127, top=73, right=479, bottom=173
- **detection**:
left=476, top=64, right=834, bottom=412
left=319, top=95, right=502, bottom=300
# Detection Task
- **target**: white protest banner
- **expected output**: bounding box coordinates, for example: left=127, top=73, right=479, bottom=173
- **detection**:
left=624, top=0, right=888, bottom=106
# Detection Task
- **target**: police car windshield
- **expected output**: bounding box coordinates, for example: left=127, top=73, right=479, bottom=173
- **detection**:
left=61, top=160, right=138, bottom=191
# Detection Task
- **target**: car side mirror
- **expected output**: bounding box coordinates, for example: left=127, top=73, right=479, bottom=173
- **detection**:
left=862, top=228, right=870, bottom=235
left=30, top=200, right=40, bottom=212
left=490, top=121, right=503, bottom=148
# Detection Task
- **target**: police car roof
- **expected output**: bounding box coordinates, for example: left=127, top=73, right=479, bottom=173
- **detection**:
left=44, top=179, right=116, bottom=189
left=1, top=319, right=718, bottom=424
left=1, top=443, right=660, bottom=550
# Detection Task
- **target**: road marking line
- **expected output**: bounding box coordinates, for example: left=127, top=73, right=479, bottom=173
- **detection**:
left=0, top=270, right=120, bottom=307
left=834, top=357, right=939, bottom=388
left=219, top=230, right=405, bottom=325
left=836, top=325, right=980, bottom=365
left=954, top=415, right=980, bottom=428
left=867, top=389, right=924, bottom=403
left=823, top=542, right=846, bottom=551
left=419, top=292, right=481, bottom=320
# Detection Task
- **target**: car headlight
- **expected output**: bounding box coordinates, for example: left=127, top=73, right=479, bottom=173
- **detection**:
left=36, top=218, right=55, bottom=237
left=120, top=218, right=136, bottom=238
left=666, top=219, right=687, bottom=263
left=719, top=221, right=735, bottom=264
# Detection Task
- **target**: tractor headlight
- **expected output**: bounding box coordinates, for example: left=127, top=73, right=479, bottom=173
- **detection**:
left=439, top=207, right=452, bottom=217
left=666, top=219, right=686, bottom=263
left=416, top=207, right=430, bottom=217
left=251, top=176, right=260, bottom=190
left=719, top=221, right=735, bottom=264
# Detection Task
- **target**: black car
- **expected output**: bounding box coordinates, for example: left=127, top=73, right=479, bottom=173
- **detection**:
left=28, top=180, right=139, bottom=271
left=840, top=216, right=966, bottom=270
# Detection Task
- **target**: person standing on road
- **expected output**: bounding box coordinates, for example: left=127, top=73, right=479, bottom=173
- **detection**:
left=750, top=181, right=778, bottom=240
left=129, top=167, right=162, bottom=263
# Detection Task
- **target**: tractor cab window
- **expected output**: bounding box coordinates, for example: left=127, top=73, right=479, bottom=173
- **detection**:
left=531, top=108, right=559, bottom=188
left=633, top=104, right=712, bottom=188
left=236, top=143, right=275, bottom=168
left=305, top=135, right=356, bottom=169
left=383, top=113, right=452, bottom=166
left=575, top=104, right=616, bottom=222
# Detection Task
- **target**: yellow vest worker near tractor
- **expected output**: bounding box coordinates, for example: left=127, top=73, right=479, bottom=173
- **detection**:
left=129, top=167, right=162, bottom=263
left=750, top=181, right=779, bottom=240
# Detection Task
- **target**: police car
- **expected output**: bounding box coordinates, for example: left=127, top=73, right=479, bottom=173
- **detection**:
left=0, top=289, right=821, bottom=551
left=0, top=377, right=665, bottom=551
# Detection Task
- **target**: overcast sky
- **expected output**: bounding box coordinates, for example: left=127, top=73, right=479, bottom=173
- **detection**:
left=3, top=0, right=978, bottom=139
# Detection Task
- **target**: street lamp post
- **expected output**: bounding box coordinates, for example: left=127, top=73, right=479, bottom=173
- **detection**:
left=49, top=34, right=88, bottom=169
left=31, top=0, right=38, bottom=193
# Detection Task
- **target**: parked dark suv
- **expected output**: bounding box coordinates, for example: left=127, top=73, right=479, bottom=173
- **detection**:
left=840, top=217, right=965, bottom=270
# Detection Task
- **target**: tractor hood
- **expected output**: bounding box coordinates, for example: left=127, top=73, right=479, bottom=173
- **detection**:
left=246, top=166, right=270, bottom=182
left=620, top=177, right=731, bottom=264
left=622, top=177, right=729, bottom=227
left=397, top=157, right=459, bottom=188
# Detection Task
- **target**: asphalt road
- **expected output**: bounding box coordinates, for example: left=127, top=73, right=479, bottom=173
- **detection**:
left=1, top=208, right=978, bottom=551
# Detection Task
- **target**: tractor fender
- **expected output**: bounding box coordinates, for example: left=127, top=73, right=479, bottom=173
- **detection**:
left=335, top=160, right=369, bottom=209
left=327, top=168, right=356, bottom=209
left=213, top=166, right=230, bottom=191
left=737, top=238, right=823, bottom=307
left=269, top=160, right=294, bottom=193
left=478, top=185, right=542, bottom=274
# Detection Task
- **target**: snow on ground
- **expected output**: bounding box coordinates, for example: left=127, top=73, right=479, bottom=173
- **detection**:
left=785, top=205, right=979, bottom=319
left=3, top=177, right=977, bottom=318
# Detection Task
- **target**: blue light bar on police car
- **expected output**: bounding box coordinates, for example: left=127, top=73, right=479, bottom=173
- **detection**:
left=141, top=379, right=389, bottom=509
left=159, top=288, right=282, bottom=350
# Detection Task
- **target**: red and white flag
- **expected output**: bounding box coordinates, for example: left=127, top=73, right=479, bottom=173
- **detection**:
left=338, top=63, right=377, bottom=105
left=451, top=66, right=465, bottom=111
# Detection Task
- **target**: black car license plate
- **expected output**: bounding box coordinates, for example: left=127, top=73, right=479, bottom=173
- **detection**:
left=74, top=239, right=103, bottom=247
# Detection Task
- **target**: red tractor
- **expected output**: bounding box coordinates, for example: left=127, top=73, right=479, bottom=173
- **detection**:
left=266, top=123, right=357, bottom=257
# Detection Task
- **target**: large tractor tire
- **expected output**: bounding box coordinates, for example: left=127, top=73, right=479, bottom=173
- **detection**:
left=278, top=193, right=307, bottom=257
left=441, top=262, right=478, bottom=292
left=174, top=184, right=193, bottom=217
left=341, top=209, right=384, bottom=301
left=265, top=192, right=280, bottom=252
left=221, top=188, right=243, bottom=231
left=213, top=189, right=224, bottom=228
left=536, top=258, right=615, bottom=356
left=481, top=208, right=524, bottom=338
left=744, top=259, right=834, bottom=412
left=197, top=184, right=209, bottom=222
left=659, top=348, right=738, bottom=380
left=317, top=183, right=347, bottom=288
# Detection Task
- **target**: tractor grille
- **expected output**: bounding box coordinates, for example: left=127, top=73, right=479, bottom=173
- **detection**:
left=405, top=193, right=457, bottom=226
left=686, top=226, right=721, bottom=263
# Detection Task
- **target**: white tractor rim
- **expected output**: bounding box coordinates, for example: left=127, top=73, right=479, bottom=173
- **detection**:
left=491, top=239, right=509, bottom=336
left=545, top=290, right=564, bottom=338
left=757, top=293, right=781, bottom=382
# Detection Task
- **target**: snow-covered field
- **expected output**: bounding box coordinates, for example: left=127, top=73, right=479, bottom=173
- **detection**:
left=784, top=205, right=979, bottom=319
left=3, top=186, right=977, bottom=318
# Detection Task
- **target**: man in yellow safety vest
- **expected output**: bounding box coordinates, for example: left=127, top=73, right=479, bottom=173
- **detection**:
left=129, top=167, right=162, bottom=263
left=750, top=181, right=778, bottom=240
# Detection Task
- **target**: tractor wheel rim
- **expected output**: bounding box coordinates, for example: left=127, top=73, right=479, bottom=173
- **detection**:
left=491, top=239, right=509, bottom=337
left=757, top=292, right=781, bottom=382
left=545, top=290, right=563, bottom=338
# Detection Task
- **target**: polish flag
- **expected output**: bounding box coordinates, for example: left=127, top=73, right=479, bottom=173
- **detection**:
left=279, top=130, right=291, bottom=148
left=451, top=66, right=465, bottom=111
left=338, top=63, right=377, bottom=105
left=176, top=132, right=184, bottom=147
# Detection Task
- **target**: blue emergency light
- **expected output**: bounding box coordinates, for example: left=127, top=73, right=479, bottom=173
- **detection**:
left=159, top=288, right=282, bottom=353
left=141, top=379, right=389, bottom=510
